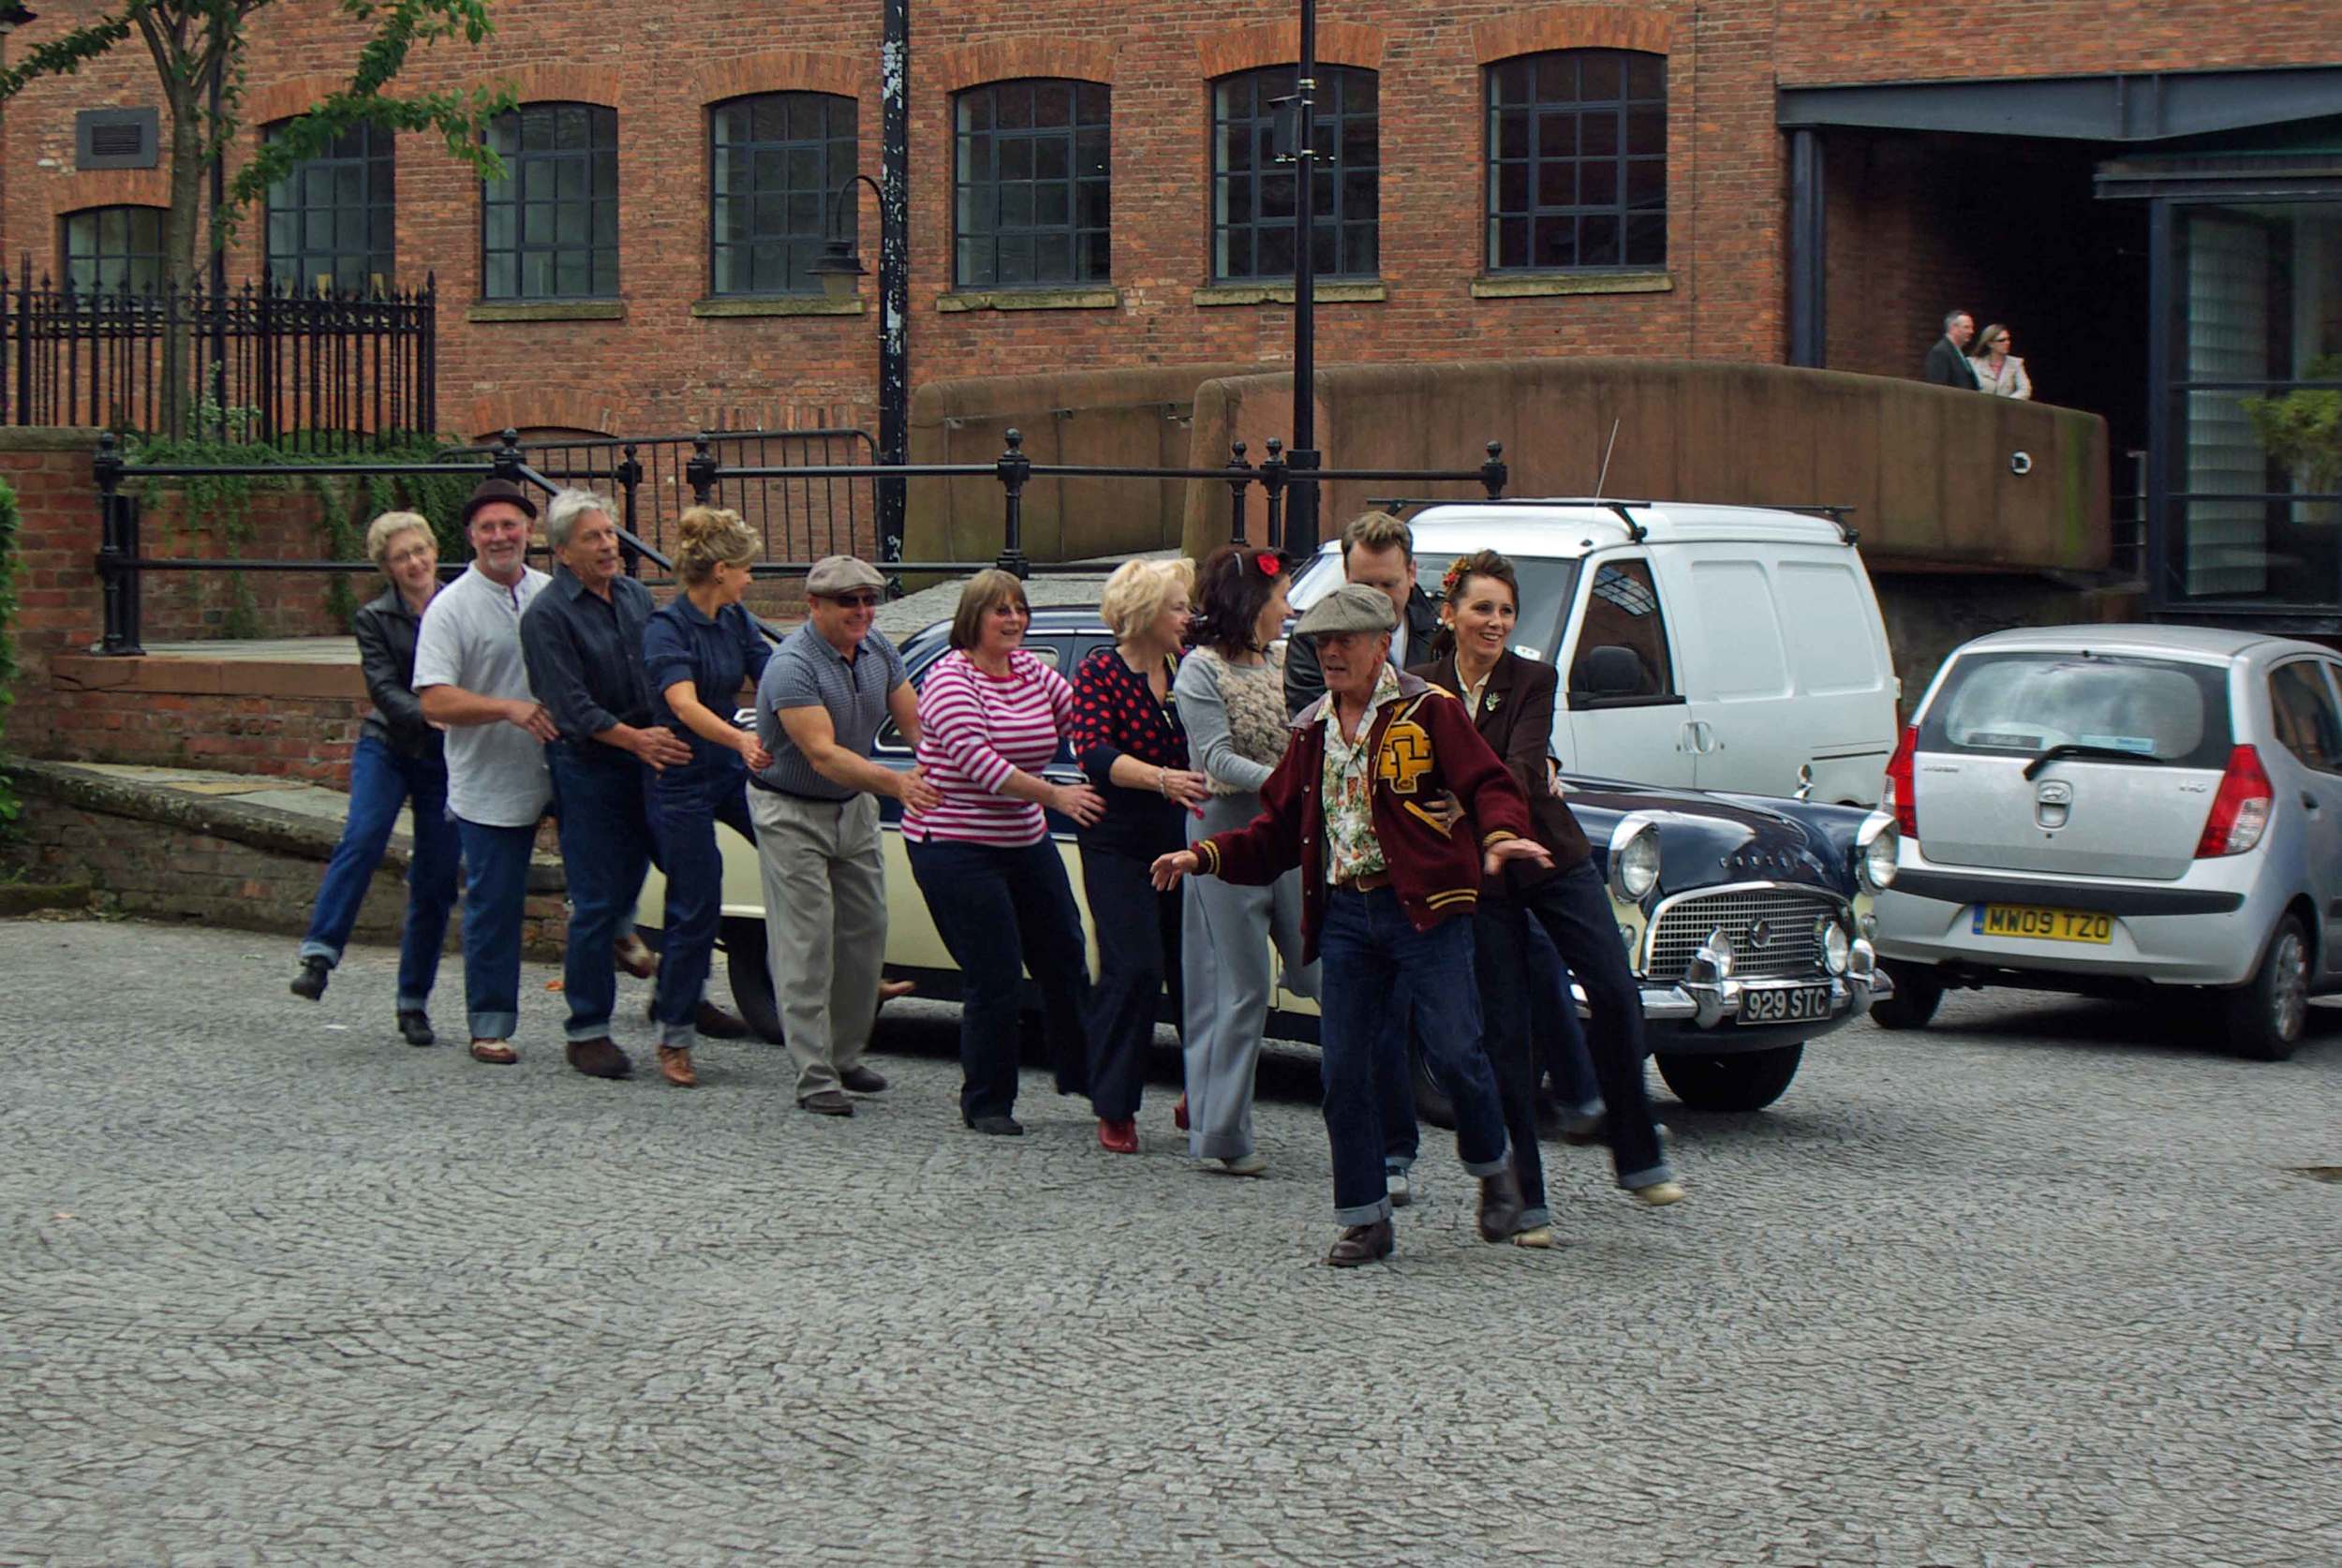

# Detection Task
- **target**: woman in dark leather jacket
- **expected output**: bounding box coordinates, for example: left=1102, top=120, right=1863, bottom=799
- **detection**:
left=287, top=511, right=462, bottom=1046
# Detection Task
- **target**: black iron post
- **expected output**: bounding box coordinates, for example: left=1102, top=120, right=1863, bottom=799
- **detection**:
left=1285, top=0, right=1322, bottom=555
left=1259, top=437, right=1287, bottom=555
left=686, top=431, right=719, bottom=506
left=994, top=427, right=1030, bottom=578
left=615, top=440, right=645, bottom=576
left=879, top=0, right=911, bottom=568
left=490, top=428, right=523, bottom=484
left=1224, top=440, right=1253, bottom=544
left=1786, top=129, right=1827, bottom=369
left=95, top=431, right=143, bottom=656
left=1479, top=440, right=1509, bottom=499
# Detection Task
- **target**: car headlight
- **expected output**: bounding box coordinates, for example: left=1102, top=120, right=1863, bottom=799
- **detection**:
left=1817, top=915, right=1852, bottom=975
left=1608, top=819, right=1661, bottom=903
left=1857, top=816, right=1899, bottom=892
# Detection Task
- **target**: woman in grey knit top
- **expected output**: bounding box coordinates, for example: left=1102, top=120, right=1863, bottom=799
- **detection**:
left=1170, top=545, right=1318, bottom=1175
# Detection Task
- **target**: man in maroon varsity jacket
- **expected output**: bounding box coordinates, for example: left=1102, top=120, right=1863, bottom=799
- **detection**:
left=1152, top=584, right=1553, bottom=1267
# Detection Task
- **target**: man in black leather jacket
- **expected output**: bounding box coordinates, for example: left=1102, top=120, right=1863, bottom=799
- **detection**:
left=1282, top=510, right=1439, bottom=720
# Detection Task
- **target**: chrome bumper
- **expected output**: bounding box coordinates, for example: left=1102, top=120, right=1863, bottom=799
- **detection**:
left=1584, top=939, right=1891, bottom=1029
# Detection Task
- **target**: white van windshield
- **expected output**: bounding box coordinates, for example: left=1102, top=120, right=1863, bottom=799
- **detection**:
left=1289, top=547, right=1582, bottom=664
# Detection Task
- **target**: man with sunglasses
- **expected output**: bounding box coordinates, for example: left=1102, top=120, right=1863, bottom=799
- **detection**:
left=749, top=555, right=941, bottom=1115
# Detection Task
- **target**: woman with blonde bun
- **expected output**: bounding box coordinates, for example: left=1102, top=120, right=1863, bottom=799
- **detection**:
left=641, top=507, right=772, bottom=1087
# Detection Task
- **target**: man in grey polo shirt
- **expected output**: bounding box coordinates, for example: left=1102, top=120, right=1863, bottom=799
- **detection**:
left=413, top=479, right=556, bottom=1066
left=750, top=555, right=940, bottom=1116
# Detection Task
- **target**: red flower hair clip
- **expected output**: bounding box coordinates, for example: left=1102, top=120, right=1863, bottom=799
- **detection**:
left=1253, top=551, right=1281, bottom=577
left=1439, top=555, right=1472, bottom=599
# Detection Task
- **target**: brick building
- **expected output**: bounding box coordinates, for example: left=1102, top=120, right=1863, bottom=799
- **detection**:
left=1, top=2, right=2337, bottom=617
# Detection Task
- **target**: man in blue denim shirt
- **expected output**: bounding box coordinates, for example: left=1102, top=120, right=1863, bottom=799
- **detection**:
left=520, top=490, right=694, bottom=1080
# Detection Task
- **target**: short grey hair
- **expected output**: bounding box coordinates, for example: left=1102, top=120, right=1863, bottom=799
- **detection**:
left=544, top=488, right=617, bottom=552
left=364, top=510, right=434, bottom=568
left=1943, top=309, right=1972, bottom=333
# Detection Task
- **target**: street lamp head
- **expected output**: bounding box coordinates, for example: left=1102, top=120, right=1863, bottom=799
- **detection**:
left=0, top=3, right=38, bottom=31
left=809, top=238, right=867, bottom=303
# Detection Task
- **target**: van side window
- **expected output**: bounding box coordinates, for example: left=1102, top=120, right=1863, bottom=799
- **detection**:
left=2268, top=660, right=2342, bottom=776
left=1569, top=558, right=1676, bottom=701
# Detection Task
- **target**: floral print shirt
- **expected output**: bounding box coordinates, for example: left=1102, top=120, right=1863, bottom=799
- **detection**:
left=1320, top=664, right=1402, bottom=884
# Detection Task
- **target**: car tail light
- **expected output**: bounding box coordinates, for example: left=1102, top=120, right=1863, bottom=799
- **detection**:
left=2194, top=745, right=2274, bottom=858
left=1883, top=726, right=1920, bottom=839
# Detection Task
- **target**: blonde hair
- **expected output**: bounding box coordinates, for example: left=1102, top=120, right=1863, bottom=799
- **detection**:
left=674, top=506, right=757, bottom=585
left=949, top=569, right=1030, bottom=652
left=1341, top=510, right=1413, bottom=563
left=364, top=510, right=435, bottom=569
left=1098, top=556, right=1195, bottom=642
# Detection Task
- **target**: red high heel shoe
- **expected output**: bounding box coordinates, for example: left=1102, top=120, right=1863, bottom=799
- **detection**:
left=1173, top=1095, right=1190, bottom=1132
left=1098, top=1118, right=1139, bottom=1154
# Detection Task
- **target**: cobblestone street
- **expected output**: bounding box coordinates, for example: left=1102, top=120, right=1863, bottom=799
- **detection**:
left=2, top=918, right=2337, bottom=1567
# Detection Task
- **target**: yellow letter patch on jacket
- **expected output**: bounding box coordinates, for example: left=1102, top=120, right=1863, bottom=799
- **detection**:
left=1377, top=718, right=1434, bottom=795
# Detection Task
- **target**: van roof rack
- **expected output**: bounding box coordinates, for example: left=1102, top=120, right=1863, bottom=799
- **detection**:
left=1364, top=496, right=1861, bottom=546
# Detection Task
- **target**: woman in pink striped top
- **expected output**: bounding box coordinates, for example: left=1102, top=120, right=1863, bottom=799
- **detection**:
left=905, top=570, right=1105, bottom=1136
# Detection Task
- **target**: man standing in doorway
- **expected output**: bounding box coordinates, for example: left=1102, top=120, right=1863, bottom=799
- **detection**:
left=1923, top=310, right=1979, bottom=388
left=520, top=489, right=695, bottom=1081
left=413, top=479, right=556, bottom=1067
left=749, top=555, right=941, bottom=1116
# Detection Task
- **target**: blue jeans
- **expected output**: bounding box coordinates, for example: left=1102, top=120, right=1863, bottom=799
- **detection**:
left=648, top=757, right=755, bottom=1050
left=1528, top=921, right=1605, bottom=1122
left=299, top=734, right=460, bottom=1013
left=452, top=815, right=540, bottom=1042
left=908, top=836, right=1091, bottom=1123
left=548, top=743, right=655, bottom=1044
left=1318, top=886, right=1511, bottom=1224
left=1373, top=979, right=1421, bottom=1176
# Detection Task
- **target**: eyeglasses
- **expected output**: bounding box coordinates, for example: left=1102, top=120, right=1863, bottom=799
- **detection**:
left=821, top=592, right=882, bottom=608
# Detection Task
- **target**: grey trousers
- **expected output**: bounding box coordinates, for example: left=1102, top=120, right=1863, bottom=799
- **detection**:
left=1180, top=791, right=1318, bottom=1161
left=748, top=787, right=887, bottom=1100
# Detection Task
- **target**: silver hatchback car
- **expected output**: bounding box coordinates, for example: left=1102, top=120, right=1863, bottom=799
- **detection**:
left=1871, top=625, right=2342, bottom=1059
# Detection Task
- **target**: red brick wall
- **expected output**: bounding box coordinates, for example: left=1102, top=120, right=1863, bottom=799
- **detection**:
left=128, top=489, right=373, bottom=643
left=2, top=431, right=107, bottom=758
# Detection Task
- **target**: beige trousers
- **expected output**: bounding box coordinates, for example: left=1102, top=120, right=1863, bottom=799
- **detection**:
left=748, top=787, right=887, bottom=1099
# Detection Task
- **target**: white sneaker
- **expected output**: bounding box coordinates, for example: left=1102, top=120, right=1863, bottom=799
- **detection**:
left=1632, top=1179, right=1686, bottom=1207
left=1386, top=1172, right=1413, bottom=1208
left=1221, top=1152, right=1267, bottom=1176
left=1511, top=1224, right=1556, bottom=1249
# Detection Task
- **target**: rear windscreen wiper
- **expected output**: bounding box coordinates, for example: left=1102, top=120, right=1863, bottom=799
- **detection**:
left=2023, top=743, right=2166, bottom=780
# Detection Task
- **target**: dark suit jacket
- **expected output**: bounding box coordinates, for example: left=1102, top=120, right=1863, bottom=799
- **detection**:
left=1408, top=648, right=1593, bottom=891
left=1284, top=583, right=1440, bottom=717
left=1922, top=336, right=1978, bottom=389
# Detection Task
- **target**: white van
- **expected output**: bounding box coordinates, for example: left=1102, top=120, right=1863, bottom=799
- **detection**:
left=1288, top=501, right=1901, bottom=804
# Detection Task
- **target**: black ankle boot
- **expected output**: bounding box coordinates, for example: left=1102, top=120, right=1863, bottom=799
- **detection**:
left=290, top=956, right=329, bottom=1001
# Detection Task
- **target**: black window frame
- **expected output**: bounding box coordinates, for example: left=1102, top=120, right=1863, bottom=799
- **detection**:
left=1485, top=48, right=1668, bottom=274
left=264, top=119, right=396, bottom=297
left=952, top=78, right=1110, bottom=289
left=707, top=91, right=859, bottom=298
left=481, top=101, right=620, bottom=302
left=60, top=204, right=165, bottom=295
left=1209, top=65, right=1379, bottom=284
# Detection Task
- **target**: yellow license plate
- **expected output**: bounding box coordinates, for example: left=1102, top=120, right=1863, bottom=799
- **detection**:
left=1971, top=904, right=2112, bottom=944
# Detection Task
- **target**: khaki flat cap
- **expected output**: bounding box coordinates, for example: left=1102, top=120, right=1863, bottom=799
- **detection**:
left=806, top=555, right=887, bottom=597
left=1294, top=581, right=1400, bottom=639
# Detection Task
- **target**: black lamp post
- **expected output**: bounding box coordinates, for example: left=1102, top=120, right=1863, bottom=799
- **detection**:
left=1283, top=0, right=1322, bottom=555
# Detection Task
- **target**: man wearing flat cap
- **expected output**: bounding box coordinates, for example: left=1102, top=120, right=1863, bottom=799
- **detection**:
left=1152, top=583, right=1551, bottom=1267
left=412, top=478, right=557, bottom=1066
left=749, top=555, right=940, bottom=1115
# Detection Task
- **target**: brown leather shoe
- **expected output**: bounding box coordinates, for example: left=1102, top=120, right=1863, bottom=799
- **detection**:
left=1327, top=1220, right=1395, bottom=1268
left=798, top=1088, right=854, bottom=1117
left=1476, top=1167, right=1526, bottom=1243
left=693, top=1000, right=749, bottom=1040
left=839, top=1065, right=888, bottom=1093
left=656, top=1044, right=697, bottom=1087
left=613, top=932, right=658, bottom=979
left=565, top=1037, right=632, bottom=1080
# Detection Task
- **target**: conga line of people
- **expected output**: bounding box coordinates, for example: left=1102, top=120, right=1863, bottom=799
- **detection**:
left=291, top=487, right=1690, bottom=1266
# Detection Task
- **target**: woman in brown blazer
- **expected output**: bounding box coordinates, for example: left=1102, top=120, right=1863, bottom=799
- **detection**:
left=1411, top=550, right=1682, bottom=1246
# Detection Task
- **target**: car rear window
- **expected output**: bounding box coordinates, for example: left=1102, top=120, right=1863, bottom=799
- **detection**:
left=1920, top=652, right=2234, bottom=769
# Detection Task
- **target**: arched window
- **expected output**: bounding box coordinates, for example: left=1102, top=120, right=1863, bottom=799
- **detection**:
left=709, top=92, right=858, bottom=296
left=1486, top=50, right=1667, bottom=273
left=264, top=120, right=395, bottom=295
left=1210, top=66, right=1378, bottom=282
left=954, top=79, right=1109, bottom=288
left=482, top=102, right=618, bottom=300
left=61, top=205, right=164, bottom=294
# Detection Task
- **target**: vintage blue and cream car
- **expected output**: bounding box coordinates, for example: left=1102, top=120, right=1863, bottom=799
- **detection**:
left=641, top=606, right=1897, bottom=1114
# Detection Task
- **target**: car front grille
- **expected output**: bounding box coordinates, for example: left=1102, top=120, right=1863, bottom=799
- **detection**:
left=1645, top=885, right=1845, bottom=982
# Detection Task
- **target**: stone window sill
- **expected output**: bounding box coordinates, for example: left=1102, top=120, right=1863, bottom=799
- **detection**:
left=690, top=296, right=866, bottom=318
left=1193, top=281, right=1387, bottom=307
left=1470, top=271, right=1673, bottom=299
left=467, top=300, right=628, bottom=323
left=937, top=287, right=1122, bottom=313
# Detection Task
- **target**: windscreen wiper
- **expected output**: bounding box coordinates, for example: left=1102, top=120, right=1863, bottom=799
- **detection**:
left=2023, top=743, right=2165, bottom=780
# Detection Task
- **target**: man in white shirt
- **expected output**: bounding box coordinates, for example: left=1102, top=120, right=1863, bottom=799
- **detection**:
left=412, top=479, right=556, bottom=1067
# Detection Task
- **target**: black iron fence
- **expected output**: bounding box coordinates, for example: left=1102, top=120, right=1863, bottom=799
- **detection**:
left=88, top=427, right=1511, bottom=656
left=2, top=260, right=436, bottom=449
